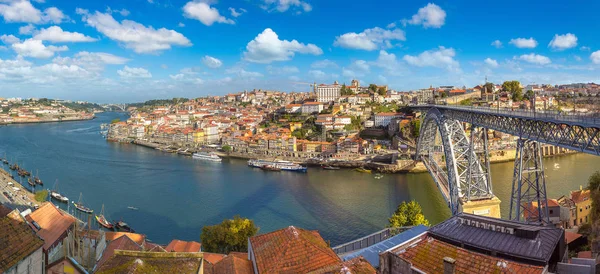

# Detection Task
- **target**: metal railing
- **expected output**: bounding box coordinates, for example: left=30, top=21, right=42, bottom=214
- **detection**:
left=412, top=104, right=600, bottom=126
left=332, top=226, right=410, bottom=255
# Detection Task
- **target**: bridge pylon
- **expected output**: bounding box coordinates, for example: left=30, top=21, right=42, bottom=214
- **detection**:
left=509, top=139, right=549, bottom=224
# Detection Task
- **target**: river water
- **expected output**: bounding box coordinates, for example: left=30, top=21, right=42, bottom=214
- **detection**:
left=0, top=112, right=598, bottom=245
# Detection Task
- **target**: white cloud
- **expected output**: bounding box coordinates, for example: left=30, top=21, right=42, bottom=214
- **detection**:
left=311, top=59, right=338, bottom=69
left=402, top=3, right=446, bottom=28
left=1, top=34, right=20, bottom=44
left=516, top=53, right=551, bottom=65
left=261, top=0, right=311, bottom=13
left=308, top=69, right=326, bottom=79
left=591, top=51, right=600, bottom=64
left=80, top=10, right=191, bottom=54
left=491, top=40, right=502, bottom=48
left=0, top=0, right=63, bottom=24
left=243, top=28, right=322, bottom=63
left=574, top=55, right=582, bottom=62
left=106, top=6, right=130, bottom=17
left=202, top=55, right=222, bottom=68
left=403, top=46, right=460, bottom=72
left=334, top=27, right=405, bottom=51
left=117, top=66, right=152, bottom=78
left=183, top=1, right=234, bottom=26
left=372, top=50, right=402, bottom=75
left=52, top=51, right=129, bottom=72
left=33, top=26, right=97, bottom=43
left=229, top=7, right=246, bottom=17
left=42, top=7, right=65, bottom=24
left=484, top=58, right=498, bottom=68
left=225, top=66, right=263, bottom=78
left=509, top=37, right=538, bottom=48
left=266, top=65, right=299, bottom=74
left=342, top=60, right=370, bottom=78
left=19, top=24, right=35, bottom=34
left=580, top=46, right=590, bottom=51
left=11, top=38, right=67, bottom=58
left=548, top=33, right=577, bottom=50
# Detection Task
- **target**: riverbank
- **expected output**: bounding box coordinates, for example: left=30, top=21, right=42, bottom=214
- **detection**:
left=0, top=168, right=39, bottom=210
left=0, top=115, right=95, bottom=125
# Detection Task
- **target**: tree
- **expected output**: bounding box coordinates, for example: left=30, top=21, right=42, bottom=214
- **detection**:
left=483, top=82, right=494, bottom=94
left=221, top=145, right=232, bottom=153
left=369, top=84, right=378, bottom=93
left=111, top=118, right=120, bottom=124
left=410, top=119, right=421, bottom=138
left=377, top=87, right=387, bottom=96
left=502, top=80, right=523, bottom=101
left=389, top=201, right=430, bottom=227
left=586, top=171, right=600, bottom=222
left=524, top=90, right=535, bottom=101
left=34, top=190, right=48, bottom=202
left=201, top=216, right=259, bottom=254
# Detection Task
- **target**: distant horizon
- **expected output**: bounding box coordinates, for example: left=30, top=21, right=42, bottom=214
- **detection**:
left=1, top=0, right=599, bottom=103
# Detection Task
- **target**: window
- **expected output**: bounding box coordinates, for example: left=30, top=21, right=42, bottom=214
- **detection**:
left=549, top=210, right=554, bottom=214
left=580, top=208, right=583, bottom=212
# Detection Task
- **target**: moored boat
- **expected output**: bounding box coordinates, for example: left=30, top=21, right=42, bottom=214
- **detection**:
left=73, top=193, right=93, bottom=214
left=34, top=170, right=42, bottom=185
left=96, top=204, right=114, bottom=229
left=28, top=178, right=35, bottom=187
left=115, top=220, right=134, bottom=232
left=248, top=159, right=307, bottom=172
left=192, top=152, right=222, bottom=162
left=322, top=165, right=340, bottom=170
left=127, top=206, right=139, bottom=210
left=355, top=168, right=372, bottom=174
left=50, top=179, right=69, bottom=203
left=260, top=165, right=281, bottom=171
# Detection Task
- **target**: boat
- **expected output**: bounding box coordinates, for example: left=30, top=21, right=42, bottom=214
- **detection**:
left=28, top=177, right=36, bottom=187
left=73, top=193, right=93, bottom=214
left=115, top=220, right=135, bottom=232
left=355, top=168, right=372, bottom=174
left=50, top=180, right=69, bottom=203
left=322, top=165, right=340, bottom=170
left=127, top=206, right=139, bottom=210
left=248, top=159, right=307, bottom=173
left=192, top=152, right=222, bottom=162
left=96, top=204, right=114, bottom=229
left=554, top=163, right=560, bottom=169
left=260, top=165, right=281, bottom=171
left=34, top=170, right=42, bottom=185
left=9, top=163, right=18, bottom=170
left=374, top=174, right=384, bottom=179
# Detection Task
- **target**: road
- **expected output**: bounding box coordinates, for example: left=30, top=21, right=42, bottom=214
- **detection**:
left=0, top=168, right=40, bottom=212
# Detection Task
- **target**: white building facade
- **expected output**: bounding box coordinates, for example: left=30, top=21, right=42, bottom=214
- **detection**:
left=374, top=112, right=403, bottom=127
left=316, top=81, right=342, bottom=103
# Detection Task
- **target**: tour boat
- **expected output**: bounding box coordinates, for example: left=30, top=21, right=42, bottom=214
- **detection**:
left=322, top=165, right=340, bottom=170
left=248, top=159, right=307, bottom=173
left=73, top=193, right=93, bottom=214
left=50, top=180, right=69, bottom=203
left=192, top=152, right=222, bottom=162
left=355, top=168, right=372, bottom=174
left=115, top=220, right=134, bottom=232
left=96, top=204, right=114, bottom=229
left=374, top=174, right=384, bottom=180
left=260, top=165, right=281, bottom=171
left=127, top=206, right=139, bottom=210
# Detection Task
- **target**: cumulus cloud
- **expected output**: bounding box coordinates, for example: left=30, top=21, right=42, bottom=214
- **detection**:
left=266, top=65, right=299, bottom=75
left=591, top=51, right=600, bottom=64
left=225, top=66, right=263, bottom=78
left=261, top=0, right=311, bottom=13
left=509, top=37, right=538, bottom=48
left=548, top=33, right=577, bottom=50
left=403, top=46, right=460, bottom=72
left=243, top=28, right=322, bottom=63
left=308, top=70, right=326, bottom=79
left=52, top=51, right=129, bottom=72
left=334, top=27, right=405, bottom=51
left=33, top=26, right=97, bottom=43
left=491, top=40, right=502, bottom=48
left=516, top=53, right=551, bottom=65
left=229, top=7, right=246, bottom=17
left=484, top=58, right=498, bottom=68
left=311, top=59, right=338, bottom=69
left=0, top=0, right=66, bottom=24
left=117, top=66, right=152, bottom=78
left=105, top=6, right=130, bottom=16
left=580, top=46, right=590, bottom=51
left=79, top=10, right=191, bottom=54
left=12, top=38, right=68, bottom=58
left=402, top=3, right=446, bottom=28
left=342, top=60, right=370, bottom=78
left=183, top=1, right=234, bottom=26
left=202, top=55, right=222, bottom=68
left=372, top=50, right=403, bottom=75
left=1, top=34, right=20, bottom=44
left=19, top=24, right=35, bottom=34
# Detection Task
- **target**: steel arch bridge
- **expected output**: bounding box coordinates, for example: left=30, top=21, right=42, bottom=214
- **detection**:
left=412, top=104, right=600, bottom=223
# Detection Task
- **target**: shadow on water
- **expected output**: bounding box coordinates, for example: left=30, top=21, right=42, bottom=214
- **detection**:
left=109, top=208, right=197, bottom=245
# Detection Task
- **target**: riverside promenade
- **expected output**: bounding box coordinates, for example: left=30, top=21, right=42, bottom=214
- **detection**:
left=0, top=168, right=39, bottom=212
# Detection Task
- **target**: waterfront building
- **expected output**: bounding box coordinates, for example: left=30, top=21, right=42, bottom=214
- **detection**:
left=25, top=202, right=76, bottom=267
left=571, top=186, right=592, bottom=226
left=0, top=205, right=44, bottom=274
left=557, top=195, right=577, bottom=228
left=374, top=112, right=403, bottom=127
left=379, top=213, right=566, bottom=273
left=316, top=81, right=342, bottom=103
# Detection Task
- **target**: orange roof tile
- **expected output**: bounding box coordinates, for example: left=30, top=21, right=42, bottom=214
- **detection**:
left=203, top=252, right=227, bottom=265
left=565, top=231, right=583, bottom=245
left=0, top=209, right=44, bottom=272
left=213, top=254, right=254, bottom=274
left=105, top=231, right=146, bottom=245
left=26, top=202, right=75, bottom=250
left=571, top=189, right=590, bottom=204
left=249, top=226, right=341, bottom=273
left=96, top=234, right=142, bottom=270
left=395, top=237, right=544, bottom=273
left=308, top=256, right=376, bottom=274
left=165, top=239, right=202, bottom=252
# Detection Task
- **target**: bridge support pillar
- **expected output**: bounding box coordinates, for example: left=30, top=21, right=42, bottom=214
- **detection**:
left=459, top=196, right=501, bottom=218
left=509, top=139, right=549, bottom=224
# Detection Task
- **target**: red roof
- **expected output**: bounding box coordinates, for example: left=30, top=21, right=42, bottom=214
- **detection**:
left=565, top=231, right=583, bottom=245
left=96, top=234, right=142, bottom=270
left=0, top=209, right=44, bottom=273
left=203, top=253, right=227, bottom=265
left=165, top=239, right=202, bottom=252
left=26, top=202, right=75, bottom=250
left=571, top=189, right=590, bottom=204
left=105, top=231, right=146, bottom=245
left=248, top=226, right=341, bottom=273
left=213, top=254, right=253, bottom=274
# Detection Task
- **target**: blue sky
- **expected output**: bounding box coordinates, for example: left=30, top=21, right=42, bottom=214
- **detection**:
left=1, top=0, right=600, bottom=103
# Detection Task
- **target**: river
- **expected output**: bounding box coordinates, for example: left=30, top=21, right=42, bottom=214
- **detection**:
left=0, top=112, right=598, bottom=245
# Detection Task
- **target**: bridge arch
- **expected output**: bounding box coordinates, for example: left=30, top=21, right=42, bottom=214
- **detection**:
left=416, top=108, right=492, bottom=215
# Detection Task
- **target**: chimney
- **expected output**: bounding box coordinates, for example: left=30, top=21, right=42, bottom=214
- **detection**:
left=443, top=257, right=456, bottom=274
left=580, top=185, right=583, bottom=191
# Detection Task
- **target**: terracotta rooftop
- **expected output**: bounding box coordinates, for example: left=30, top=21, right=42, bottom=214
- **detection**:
left=308, top=256, right=376, bottom=274
left=165, top=239, right=202, bottom=252
left=105, top=231, right=146, bottom=245
left=95, top=250, right=204, bottom=274
left=25, top=202, right=75, bottom=250
left=248, top=226, right=341, bottom=273
left=213, top=254, right=253, bottom=274
left=571, top=189, right=590, bottom=204
left=565, top=231, right=583, bottom=245
left=394, top=236, right=544, bottom=273
left=203, top=252, right=227, bottom=265
left=0, top=210, right=44, bottom=273
left=96, top=234, right=142, bottom=270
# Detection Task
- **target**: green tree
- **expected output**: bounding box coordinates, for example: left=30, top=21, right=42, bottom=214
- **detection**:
left=410, top=119, right=421, bottom=138
left=524, top=90, right=535, bottom=101
left=221, top=145, right=232, bottom=153
left=483, top=82, right=494, bottom=93
left=200, top=216, right=259, bottom=254
left=377, top=87, right=387, bottom=96
left=388, top=201, right=430, bottom=227
left=502, top=80, right=523, bottom=101
left=587, top=171, right=600, bottom=222
left=34, top=190, right=48, bottom=203
left=369, top=84, right=378, bottom=93
left=111, top=118, right=121, bottom=124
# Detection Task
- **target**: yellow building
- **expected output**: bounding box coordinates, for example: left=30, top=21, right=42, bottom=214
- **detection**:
left=289, top=122, right=303, bottom=132
left=192, top=130, right=205, bottom=143
left=571, top=186, right=591, bottom=226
